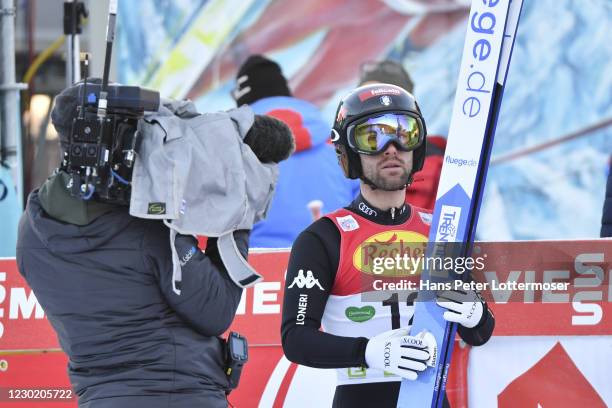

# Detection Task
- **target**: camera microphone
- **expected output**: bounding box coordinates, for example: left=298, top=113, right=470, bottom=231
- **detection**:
left=244, top=115, right=295, bottom=164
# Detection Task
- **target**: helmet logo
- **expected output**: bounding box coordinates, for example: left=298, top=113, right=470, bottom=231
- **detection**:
left=358, top=87, right=401, bottom=101
left=380, top=95, right=392, bottom=106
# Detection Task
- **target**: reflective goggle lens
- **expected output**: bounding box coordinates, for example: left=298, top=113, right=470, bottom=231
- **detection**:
left=351, top=113, right=422, bottom=154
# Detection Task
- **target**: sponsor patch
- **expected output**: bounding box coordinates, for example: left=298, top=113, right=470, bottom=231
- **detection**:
left=445, top=155, right=478, bottom=167
left=380, top=95, right=392, bottom=106
left=416, top=331, right=438, bottom=368
left=435, top=205, right=462, bottom=242
left=336, top=215, right=360, bottom=232
left=296, top=293, right=309, bottom=325
left=358, top=87, right=402, bottom=101
left=418, top=211, right=433, bottom=225
left=345, top=306, right=376, bottom=322
left=352, top=230, right=428, bottom=276
left=147, top=202, right=166, bottom=215
left=179, top=246, right=197, bottom=266
left=358, top=202, right=377, bottom=217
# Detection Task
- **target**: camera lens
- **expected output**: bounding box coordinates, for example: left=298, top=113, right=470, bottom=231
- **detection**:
left=87, top=146, right=97, bottom=157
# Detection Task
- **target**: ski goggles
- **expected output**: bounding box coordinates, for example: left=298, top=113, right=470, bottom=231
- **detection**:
left=347, top=113, right=424, bottom=155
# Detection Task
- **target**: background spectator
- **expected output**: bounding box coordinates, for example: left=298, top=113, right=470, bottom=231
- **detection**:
left=234, top=55, right=359, bottom=248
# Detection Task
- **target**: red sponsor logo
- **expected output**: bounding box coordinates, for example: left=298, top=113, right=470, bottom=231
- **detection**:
left=358, top=87, right=401, bottom=101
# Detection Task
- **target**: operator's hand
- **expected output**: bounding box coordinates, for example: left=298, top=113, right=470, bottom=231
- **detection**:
left=365, top=328, right=431, bottom=381
left=436, top=289, right=486, bottom=328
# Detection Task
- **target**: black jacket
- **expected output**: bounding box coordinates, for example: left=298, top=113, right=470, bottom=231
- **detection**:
left=16, top=184, right=245, bottom=407
left=602, top=163, right=612, bottom=237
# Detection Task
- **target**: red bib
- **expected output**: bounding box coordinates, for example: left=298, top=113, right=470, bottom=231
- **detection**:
left=325, top=205, right=431, bottom=296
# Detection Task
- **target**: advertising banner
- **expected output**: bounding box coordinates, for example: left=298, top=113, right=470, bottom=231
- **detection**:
left=1, top=240, right=610, bottom=406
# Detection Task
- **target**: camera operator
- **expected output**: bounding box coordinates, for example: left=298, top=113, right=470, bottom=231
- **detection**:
left=16, top=80, right=293, bottom=408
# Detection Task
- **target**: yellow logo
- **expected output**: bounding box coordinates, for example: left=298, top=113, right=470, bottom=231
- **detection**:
left=352, top=230, right=427, bottom=276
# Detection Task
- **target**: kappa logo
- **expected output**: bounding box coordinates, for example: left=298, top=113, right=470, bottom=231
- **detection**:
left=336, top=215, right=359, bottom=232
left=418, top=212, right=432, bottom=225
left=288, top=270, right=324, bottom=290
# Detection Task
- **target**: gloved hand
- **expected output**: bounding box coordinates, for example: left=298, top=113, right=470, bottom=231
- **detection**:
left=174, top=234, right=205, bottom=267
left=365, top=328, right=431, bottom=381
left=436, top=289, right=486, bottom=328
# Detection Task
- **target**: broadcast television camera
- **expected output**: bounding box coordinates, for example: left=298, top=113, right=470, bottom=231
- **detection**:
left=59, top=1, right=291, bottom=207
left=60, top=0, right=159, bottom=205
left=62, top=80, right=159, bottom=205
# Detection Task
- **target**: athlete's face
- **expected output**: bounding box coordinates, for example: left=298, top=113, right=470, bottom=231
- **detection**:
left=360, top=143, right=413, bottom=191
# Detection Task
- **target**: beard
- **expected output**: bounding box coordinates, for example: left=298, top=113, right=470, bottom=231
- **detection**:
left=362, top=162, right=411, bottom=191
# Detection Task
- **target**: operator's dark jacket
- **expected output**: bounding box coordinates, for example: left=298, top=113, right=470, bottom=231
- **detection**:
left=16, top=172, right=245, bottom=407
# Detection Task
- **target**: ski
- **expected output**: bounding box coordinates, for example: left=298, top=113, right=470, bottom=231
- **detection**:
left=397, top=0, right=524, bottom=407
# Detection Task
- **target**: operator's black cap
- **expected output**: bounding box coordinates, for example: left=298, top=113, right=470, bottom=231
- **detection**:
left=233, top=55, right=291, bottom=107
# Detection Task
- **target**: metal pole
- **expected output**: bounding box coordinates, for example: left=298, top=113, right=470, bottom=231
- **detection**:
left=66, top=33, right=73, bottom=85
left=0, top=0, right=27, bottom=210
left=65, top=0, right=81, bottom=85
left=65, top=0, right=73, bottom=85
left=73, top=29, right=81, bottom=82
